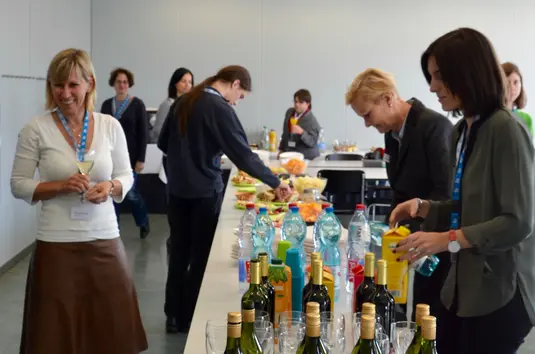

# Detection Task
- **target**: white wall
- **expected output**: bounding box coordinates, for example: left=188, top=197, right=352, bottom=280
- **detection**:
left=91, top=0, right=535, bottom=149
left=0, top=0, right=91, bottom=267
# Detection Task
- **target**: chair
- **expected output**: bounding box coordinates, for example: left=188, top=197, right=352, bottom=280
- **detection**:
left=365, top=180, right=394, bottom=222
left=317, top=170, right=365, bottom=215
left=325, top=153, right=364, bottom=161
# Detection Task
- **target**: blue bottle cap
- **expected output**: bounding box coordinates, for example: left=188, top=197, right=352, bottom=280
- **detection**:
left=326, top=207, right=334, bottom=213
left=259, top=207, right=268, bottom=213
left=290, top=206, right=299, bottom=213
left=285, top=248, right=302, bottom=272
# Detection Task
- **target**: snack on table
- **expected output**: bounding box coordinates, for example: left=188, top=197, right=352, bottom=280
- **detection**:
left=257, top=190, right=277, bottom=202
left=270, top=166, right=288, bottom=174
left=235, top=190, right=256, bottom=201
left=293, top=176, right=327, bottom=194
left=297, top=202, right=323, bottom=223
left=231, top=170, right=257, bottom=185
left=282, top=158, right=307, bottom=175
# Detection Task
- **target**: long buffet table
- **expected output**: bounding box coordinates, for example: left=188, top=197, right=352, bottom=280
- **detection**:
left=183, top=162, right=389, bottom=353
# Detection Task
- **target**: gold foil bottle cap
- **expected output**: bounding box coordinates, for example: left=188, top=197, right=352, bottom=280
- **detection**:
left=312, top=259, right=324, bottom=285
left=306, top=301, right=320, bottom=314
left=306, top=313, right=320, bottom=326
left=360, top=314, right=376, bottom=340
left=258, top=253, right=269, bottom=276
left=422, top=315, right=437, bottom=340
left=228, top=312, right=242, bottom=324
left=362, top=302, right=376, bottom=316
left=242, top=308, right=255, bottom=323
left=376, top=259, right=387, bottom=285
left=415, top=304, right=430, bottom=325
left=250, top=259, right=261, bottom=284
left=311, top=252, right=321, bottom=261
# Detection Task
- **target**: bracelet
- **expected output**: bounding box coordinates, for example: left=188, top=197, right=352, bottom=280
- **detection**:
left=415, top=198, right=423, bottom=216
left=108, top=180, right=115, bottom=196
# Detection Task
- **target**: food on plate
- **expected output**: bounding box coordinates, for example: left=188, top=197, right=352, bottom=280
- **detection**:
left=282, top=158, right=307, bottom=175
left=231, top=170, right=257, bottom=185
left=270, top=166, right=288, bottom=174
left=293, top=176, right=327, bottom=194
left=297, top=202, right=323, bottom=223
left=235, top=190, right=256, bottom=201
left=257, top=188, right=299, bottom=203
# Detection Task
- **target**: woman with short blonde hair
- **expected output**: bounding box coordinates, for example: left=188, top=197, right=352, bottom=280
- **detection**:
left=12, top=48, right=147, bottom=353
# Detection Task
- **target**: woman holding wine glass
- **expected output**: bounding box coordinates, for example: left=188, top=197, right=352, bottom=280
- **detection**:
left=10, top=48, right=148, bottom=353
left=390, top=28, right=535, bottom=354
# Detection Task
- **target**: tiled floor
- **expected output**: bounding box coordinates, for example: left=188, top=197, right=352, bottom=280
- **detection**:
left=0, top=214, right=534, bottom=353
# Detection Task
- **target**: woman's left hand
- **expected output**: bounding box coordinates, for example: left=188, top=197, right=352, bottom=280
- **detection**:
left=85, top=181, right=112, bottom=204
left=394, top=231, right=449, bottom=263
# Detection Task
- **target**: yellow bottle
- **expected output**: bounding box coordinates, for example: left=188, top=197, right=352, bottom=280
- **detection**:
left=381, top=225, right=411, bottom=304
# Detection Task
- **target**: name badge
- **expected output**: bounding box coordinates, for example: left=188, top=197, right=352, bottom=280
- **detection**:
left=383, top=153, right=390, bottom=163
left=71, top=204, right=93, bottom=221
left=288, top=141, right=296, bottom=148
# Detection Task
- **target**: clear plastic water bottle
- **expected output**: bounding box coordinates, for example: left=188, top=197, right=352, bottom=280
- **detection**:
left=346, top=204, right=371, bottom=294
left=238, top=203, right=257, bottom=296
left=281, top=205, right=307, bottom=270
left=252, top=207, right=275, bottom=261
left=312, top=203, right=332, bottom=253
left=319, top=207, right=342, bottom=302
left=412, top=254, right=440, bottom=277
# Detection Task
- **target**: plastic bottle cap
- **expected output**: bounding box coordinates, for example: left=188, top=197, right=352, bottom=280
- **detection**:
left=271, top=258, right=283, bottom=265
left=325, top=207, right=334, bottom=213
left=290, top=206, right=299, bottom=212
left=246, top=203, right=255, bottom=209
left=288, top=203, right=298, bottom=208
left=321, top=203, right=331, bottom=209
left=259, top=207, right=268, bottom=213
left=355, top=204, right=366, bottom=210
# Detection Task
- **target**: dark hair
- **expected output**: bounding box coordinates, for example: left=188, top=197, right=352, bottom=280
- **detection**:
left=175, top=65, right=252, bottom=136
left=421, top=28, right=506, bottom=118
left=502, top=62, right=527, bottom=109
left=108, top=67, right=135, bottom=87
left=168, top=68, right=194, bottom=98
left=294, top=89, right=312, bottom=109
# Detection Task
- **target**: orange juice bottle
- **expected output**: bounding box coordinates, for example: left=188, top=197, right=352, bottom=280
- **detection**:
left=381, top=225, right=411, bottom=304
left=269, top=258, right=292, bottom=332
left=269, top=129, right=277, bottom=152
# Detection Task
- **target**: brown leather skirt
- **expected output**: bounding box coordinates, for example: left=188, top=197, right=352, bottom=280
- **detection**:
left=20, top=238, right=148, bottom=354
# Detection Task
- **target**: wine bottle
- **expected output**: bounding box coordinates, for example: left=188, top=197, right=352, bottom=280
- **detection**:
left=241, top=259, right=269, bottom=315
left=407, top=304, right=430, bottom=354
left=302, top=252, right=321, bottom=308
left=355, top=252, right=376, bottom=313
left=351, top=314, right=382, bottom=354
left=370, top=260, right=395, bottom=337
left=240, top=307, right=262, bottom=353
left=303, top=260, right=332, bottom=316
left=296, top=313, right=328, bottom=354
left=224, top=312, right=244, bottom=354
left=258, top=253, right=275, bottom=322
left=419, top=316, right=438, bottom=354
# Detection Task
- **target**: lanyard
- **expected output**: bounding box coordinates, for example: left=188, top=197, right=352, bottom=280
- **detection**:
left=112, top=95, right=131, bottom=119
left=57, top=109, right=89, bottom=161
left=204, top=87, right=223, bottom=98
left=450, top=128, right=468, bottom=229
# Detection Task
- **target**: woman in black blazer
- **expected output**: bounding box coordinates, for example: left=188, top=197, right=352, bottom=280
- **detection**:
left=101, top=68, right=150, bottom=239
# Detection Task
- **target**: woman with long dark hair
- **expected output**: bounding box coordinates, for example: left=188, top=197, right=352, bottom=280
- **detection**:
left=390, top=28, right=535, bottom=353
left=158, top=65, right=291, bottom=333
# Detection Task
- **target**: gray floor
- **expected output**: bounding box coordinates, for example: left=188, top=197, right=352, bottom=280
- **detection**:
left=0, top=214, right=534, bottom=353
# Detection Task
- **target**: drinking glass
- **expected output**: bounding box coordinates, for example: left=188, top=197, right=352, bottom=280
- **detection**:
left=375, top=332, right=391, bottom=354
left=278, top=311, right=306, bottom=326
left=205, top=320, right=227, bottom=354
left=390, top=321, right=416, bottom=354
left=278, top=321, right=306, bottom=354
left=352, top=312, right=385, bottom=345
left=319, top=312, right=346, bottom=353
left=76, top=148, right=96, bottom=202
left=254, top=320, right=274, bottom=354
left=255, top=310, right=270, bottom=324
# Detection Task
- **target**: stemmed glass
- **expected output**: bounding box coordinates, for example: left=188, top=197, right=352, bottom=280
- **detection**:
left=319, top=312, right=346, bottom=353
left=391, top=321, right=416, bottom=354
left=205, top=320, right=227, bottom=354
left=278, top=320, right=306, bottom=354
left=76, top=148, right=95, bottom=202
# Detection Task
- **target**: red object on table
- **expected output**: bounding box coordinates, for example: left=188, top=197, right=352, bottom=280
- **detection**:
left=351, top=264, right=365, bottom=313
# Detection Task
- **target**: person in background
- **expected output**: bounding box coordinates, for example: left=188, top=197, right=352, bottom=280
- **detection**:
left=101, top=68, right=150, bottom=239
left=502, top=62, right=533, bottom=136
left=151, top=67, right=194, bottom=143
left=11, top=48, right=147, bottom=353
left=158, top=65, right=291, bottom=333
left=391, top=28, right=535, bottom=354
left=278, top=89, right=321, bottom=160
left=345, top=68, right=453, bottom=322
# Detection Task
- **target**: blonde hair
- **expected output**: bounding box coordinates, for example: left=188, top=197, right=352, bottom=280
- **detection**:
left=345, top=68, right=399, bottom=105
left=45, top=48, right=97, bottom=111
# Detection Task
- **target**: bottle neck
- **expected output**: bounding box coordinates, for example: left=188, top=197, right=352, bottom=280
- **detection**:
left=305, top=324, right=321, bottom=338
left=364, top=258, right=375, bottom=278
left=226, top=323, right=242, bottom=349
left=225, top=337, right=241, bottom=350
left=242, top=321, right=256, bottom=336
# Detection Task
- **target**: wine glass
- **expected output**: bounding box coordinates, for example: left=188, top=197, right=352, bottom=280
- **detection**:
left=278, top=321, right=306, bottom=354
left=254, top=320, right=274, bottom=354
left=390, top=321, right=416, bottom=354
left=375, top=332, right=391, bottom=354
left=76, top=148, right=95, bottom=202
left=205, top=320, right=227, bottom=354
left=319, top=312, right=346, bottom=353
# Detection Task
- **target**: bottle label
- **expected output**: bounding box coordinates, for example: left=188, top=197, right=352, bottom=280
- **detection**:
left=331, top=265, right=341, bottom=300
left=348, top=260, right=364, bottom=288
left=238, top=259, right=251, bottom=283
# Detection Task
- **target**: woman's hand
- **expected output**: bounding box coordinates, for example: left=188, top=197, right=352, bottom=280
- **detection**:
left=275, top=182, right=292, bottom=200
left=85, top=181, right=113, bottom=204
left=61, top=173, right=90, bottom=194
left=389, top=198, right=429, bottom=228
left=393, top=231, right=449, bottom=264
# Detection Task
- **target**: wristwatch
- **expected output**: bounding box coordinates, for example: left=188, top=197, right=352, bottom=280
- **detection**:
left=108, top=180, right=115, bottom=196
left=448, top=230, right=461, bottom=253
left=415, top=198, right=423, bottom=216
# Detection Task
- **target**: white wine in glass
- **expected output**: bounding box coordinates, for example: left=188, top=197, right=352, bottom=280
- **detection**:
left=76, top=149, right=96, bottom=202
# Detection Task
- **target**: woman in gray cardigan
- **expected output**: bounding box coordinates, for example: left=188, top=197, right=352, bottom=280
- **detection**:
left=390, top=28, right=535, bottom=354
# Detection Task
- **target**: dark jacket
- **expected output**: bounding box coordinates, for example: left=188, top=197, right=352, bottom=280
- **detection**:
left=158, top=90, right=280, bottom=199
left=101, top=96, right=148, bottom=169
left=384, top=98, right=453, bottom=230
left=279, top=108, right=321, bottom=160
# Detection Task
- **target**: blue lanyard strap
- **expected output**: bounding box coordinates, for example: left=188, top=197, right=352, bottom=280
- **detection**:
left=57, top=110, right=89, bottom=161
left=112, top=95, right=131, bottom=119
left=204, top=87, right=223, bottom=98
left=450, top=129, right=468, bottom=229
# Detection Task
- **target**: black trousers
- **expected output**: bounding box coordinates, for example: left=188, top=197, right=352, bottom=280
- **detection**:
left=437, top=287, right=532, bottom=354
left=164, top=192, right=223, bottom=326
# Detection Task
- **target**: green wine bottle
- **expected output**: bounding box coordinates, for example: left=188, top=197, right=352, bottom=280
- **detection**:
left=240, top=307, right=262, bottom=354
left=241, top=259, right=269, bottom=316
left=351, top=315, right=383, bottom=354
left=419, top=316, right=438, bottom=354
left=370, top=260, right=395, bottom=336
left=224, top=312, right=244, bottom=354
left=258, top=253, right=275, bottom=322
left=302, top=252, right=322, bottom=307
left=303, top=260, right=332, bottom=317
left=297, top=313, right=328, bottom=354
left=407, top=304, right=430, bottom=354
left=355, top=252, right=376, bottom=314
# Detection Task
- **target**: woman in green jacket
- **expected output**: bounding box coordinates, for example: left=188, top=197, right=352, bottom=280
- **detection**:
left=502, top=61, right=533, bottom=136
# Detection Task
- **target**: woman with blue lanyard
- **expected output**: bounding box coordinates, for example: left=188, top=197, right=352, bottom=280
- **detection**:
left=101, top=68, right=150, bottom=239
left=158, top=65, right=292, bottom=333
left=389, top=28, right=535, bottom=354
